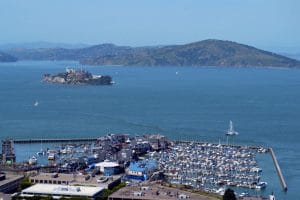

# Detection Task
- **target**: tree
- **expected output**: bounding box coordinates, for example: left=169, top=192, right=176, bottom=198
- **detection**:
left=223, top=188, right=237, bottom=200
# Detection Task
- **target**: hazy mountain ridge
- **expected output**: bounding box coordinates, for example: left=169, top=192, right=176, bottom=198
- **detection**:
left=5, top=39, right=300, bottom=67
left=5, top=43, right=134, bottom=61
left=0, top=51, right=17, bottom=62
left=0, top=41, right=90, bottom=50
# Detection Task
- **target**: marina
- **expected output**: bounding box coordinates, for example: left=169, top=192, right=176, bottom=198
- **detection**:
left=1, top=132, right=285, bottom=199
left=146, top=140, right=270, bottom=195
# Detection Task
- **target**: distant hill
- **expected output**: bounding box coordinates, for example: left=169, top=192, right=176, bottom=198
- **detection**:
left=5, top=43, right=133, bottom=61
left=5, top=39, right=300, bottom=68
left=81, top=40, right=300, bottom=68
left=0, top=51, right=17, bottom=62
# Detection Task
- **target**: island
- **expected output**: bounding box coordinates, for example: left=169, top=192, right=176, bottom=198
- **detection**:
left=43, top=68, right=113, bottom=85
left=80, top=40, right=300, bottom=68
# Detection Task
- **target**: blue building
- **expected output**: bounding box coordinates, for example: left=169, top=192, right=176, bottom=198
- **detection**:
left=125, top=159, right=157, bottom=181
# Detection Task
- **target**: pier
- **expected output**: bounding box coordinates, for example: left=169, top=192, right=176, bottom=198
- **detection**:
left=270, top=147, right=288, bottom=191
left=13, top=138, right=98, bottom=144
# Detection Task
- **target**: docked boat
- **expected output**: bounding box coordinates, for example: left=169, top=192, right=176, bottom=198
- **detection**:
left=256, top=181, right=267, bottom=189
left=28, top=156, right=38, bottom=165
left=37, top=149, right=46, bottom=156
left=48, top=153, right=56, bottom=160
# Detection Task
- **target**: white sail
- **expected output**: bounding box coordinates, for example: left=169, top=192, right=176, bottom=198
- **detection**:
left=226, top=120, right=239, bottom=136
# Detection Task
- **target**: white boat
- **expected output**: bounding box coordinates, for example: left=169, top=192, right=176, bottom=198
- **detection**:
left=239, top=192, right=249, bottom=197
left=256, top=181, right=268, bottom=189
left=34, top=100, right=39, bottom=107
left=28, top=156, right=37, bottom=165
left=61, top=148, right=68, bottom=154
left=48, top=153, right=56, bottom=160
left=37, top=149, right=46, bottom=156
left=216, top=187, right=225, bottom=195
left=269, top=193, right=276, bottom=200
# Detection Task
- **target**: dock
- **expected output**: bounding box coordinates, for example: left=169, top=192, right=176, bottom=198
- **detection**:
left=13, top=138, right=98, bottom=144
left=174, top=140, right=268, bottom=151
left=269, top=147, right=288, bottom=191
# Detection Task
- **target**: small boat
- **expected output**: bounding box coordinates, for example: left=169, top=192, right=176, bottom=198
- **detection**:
left=28, top=156, right=38, bottom=165
left=256, top=181, right=268, bottom=189
left=34, top=100, right=39, bottom=107
left=216, top=187, right=225, bottom=195
left=37, top=149, right=46, bottom=156
left=239, top=192, right=249, bottom=197
left=48, top=153, right=56, bottom=160
left=61, top=148, right=68, bottom=154
left=269, top=193, right=276, bottom=200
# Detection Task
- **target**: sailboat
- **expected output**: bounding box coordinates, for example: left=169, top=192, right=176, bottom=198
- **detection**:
left=225, top=120, right=239, bottom=145
left=36, top=139, right=46, bottom=156
left=226, top=120, right=239, bottom=136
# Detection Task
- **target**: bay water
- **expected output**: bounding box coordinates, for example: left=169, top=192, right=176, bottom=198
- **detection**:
left=0, top=61, right=299, bottom=199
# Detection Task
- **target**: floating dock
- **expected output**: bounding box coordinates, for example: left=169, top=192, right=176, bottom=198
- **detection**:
left=270, top=147, right=288, bottom=191
left=13, top=138, right=98, bottom=144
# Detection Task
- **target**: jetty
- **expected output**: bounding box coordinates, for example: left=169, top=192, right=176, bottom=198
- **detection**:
left=13, top=138, right=98, bottom=144
left=270, top=147, right=287, bottom=191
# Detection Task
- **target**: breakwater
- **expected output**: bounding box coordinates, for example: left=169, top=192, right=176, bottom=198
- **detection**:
left=13, top=138, right=98, bottom=144
left=270, top=147, right=288, bottom=191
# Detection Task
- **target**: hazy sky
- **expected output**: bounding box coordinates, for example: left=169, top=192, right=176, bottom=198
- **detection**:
left=0, top=0, right=299, bottom=52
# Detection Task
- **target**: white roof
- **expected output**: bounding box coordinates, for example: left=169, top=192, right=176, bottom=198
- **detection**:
left=22, top=184, right=104, bottom=197
left=95, top=161, right=119, bottom=168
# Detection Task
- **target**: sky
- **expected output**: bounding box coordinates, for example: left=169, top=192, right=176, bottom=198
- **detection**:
left=0, top=0, right=299, bottom=53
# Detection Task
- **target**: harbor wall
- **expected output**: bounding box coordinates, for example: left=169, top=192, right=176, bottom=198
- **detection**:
left=13, top=138, right=98, bottom=144
left=269, top=147, right=288, bottom=191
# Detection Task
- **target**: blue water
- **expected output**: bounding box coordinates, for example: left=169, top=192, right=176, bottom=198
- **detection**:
left=0, top=61, right=300, bottom=199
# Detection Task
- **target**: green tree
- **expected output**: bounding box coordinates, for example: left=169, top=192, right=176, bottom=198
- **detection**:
left=20, top=177, right=33, bottom=190
left=223, top=188, right=236, bottom=200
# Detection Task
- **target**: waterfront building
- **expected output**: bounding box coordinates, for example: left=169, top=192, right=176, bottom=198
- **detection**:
left=21, top=184, right=104, bottom=199
left=1, top=140, right=16, bottom=164
left=108, top=182, right=215, bottom=200
left=125, top=159, right=157, bottom=181
left=29, top=172, right=121, bottom=190
left=95, top=161, right=120, bottom=176
left=0, top=172, right=24, bottom=193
